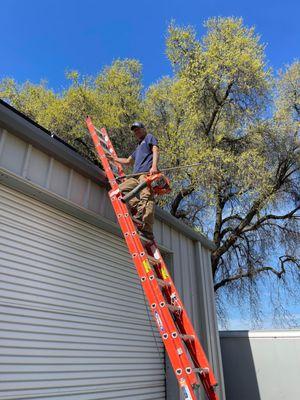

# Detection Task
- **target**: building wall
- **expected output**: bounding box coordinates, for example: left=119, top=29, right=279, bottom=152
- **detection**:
left=220, top=330, right=300, bottom=400
left=0, top=100, right=225, bottom=399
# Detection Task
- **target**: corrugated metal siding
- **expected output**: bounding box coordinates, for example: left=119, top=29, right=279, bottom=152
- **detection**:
left=0, top=184, right=165, bottom=399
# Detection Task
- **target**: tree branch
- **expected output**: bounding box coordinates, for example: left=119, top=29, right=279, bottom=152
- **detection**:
left=170, top=186, right=195, bottom=217
left=242, top=205, right=300, bottom=233
left=214, top=255, right=300, bottom=291
left=213, top=191, right=225, bottom=247
left=203, top=81, right=234, bottom=136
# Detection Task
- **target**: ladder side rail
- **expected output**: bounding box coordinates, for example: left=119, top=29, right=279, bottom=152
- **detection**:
left=146, top=243, right=202, bottom=364
left=86, top=117, right=118, bottom=188
left=147, top=242, right=219, bottom=392
left=98, top=126, right=125, bottom=179
left=109, top=192, right=199, bottom=392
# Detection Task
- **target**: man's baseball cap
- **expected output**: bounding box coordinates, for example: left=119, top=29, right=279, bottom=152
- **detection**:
left=130, top=121, right=145, bottom=131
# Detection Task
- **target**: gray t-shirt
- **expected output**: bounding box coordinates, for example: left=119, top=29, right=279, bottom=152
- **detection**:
left=131, top=133, right=159, bottom=173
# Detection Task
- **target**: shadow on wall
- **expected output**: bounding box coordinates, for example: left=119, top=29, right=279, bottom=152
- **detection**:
left=219, top=331, right=260, bottom=400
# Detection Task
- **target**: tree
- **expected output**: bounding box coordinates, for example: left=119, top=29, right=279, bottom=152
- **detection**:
left=144, top=18, right=299, bottom=325
left=0, top=59, right=143, bottom=161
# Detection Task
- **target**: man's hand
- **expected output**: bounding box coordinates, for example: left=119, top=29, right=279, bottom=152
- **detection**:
left=149, top=166, right=158, bottom=175
left=107, top=153, right=117, bottom=162
left=107, top=155, right=133, bottom=165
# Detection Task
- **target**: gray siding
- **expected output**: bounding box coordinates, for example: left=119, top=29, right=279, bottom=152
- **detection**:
left=220, top=330, right=300, bottom=400
left=0, top=104, right=225, bottom=400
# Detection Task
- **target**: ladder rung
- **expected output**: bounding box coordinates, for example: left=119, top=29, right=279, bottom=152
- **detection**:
left=179, top=334, right=195, bottom=341
left=99, top=136, right=108, bottom=148
left=156, top=278, right=171, bottom=288
left=96, top=142, right=112, bottom=157
left=193, top=367, right=209, bottom=374
left=95, top=126, right=106, bottom=138
left=131, top=216, right=143, bottom=226
left=139, top=234, right=153, bottom=244
left=147, top=254, right=161, bottom=265
left=101, top=146, right=112, bottom=156
left=166, top=304, right=182, bottom=313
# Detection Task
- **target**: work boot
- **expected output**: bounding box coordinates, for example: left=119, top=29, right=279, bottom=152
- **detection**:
left=131, top=211, right=144, bottom=229
left=129, top=205, right=138, bottom=217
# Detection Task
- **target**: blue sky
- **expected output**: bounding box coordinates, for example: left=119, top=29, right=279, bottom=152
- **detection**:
left=1, top=0, right=299, bottom=91
left=1, top=0, right=299, bottom=329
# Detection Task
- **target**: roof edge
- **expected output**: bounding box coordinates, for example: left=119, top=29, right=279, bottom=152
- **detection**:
left=0, top=99, right=107, bottom=185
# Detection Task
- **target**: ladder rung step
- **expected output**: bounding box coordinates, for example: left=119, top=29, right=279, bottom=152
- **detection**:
left=156, top=278, right=171, bottom=287
left=94, top=130, right=111, bottom=152
left=147, top=254, right=161, bottom=265
left=93, top=133, right=109, bottom=149
left=179, top=334, right=195, bottom=341
left=95, top=126, right=106, bottom=137
left=132, top=216, right=143, bottom=226
left=166, top=304, right=182, bottom=313
left=193, top=367, right=209, bottom=374
left=139, top=235, right=153, bottom=244
left=97, top=144, right=111, bottom=156
left=99, top=136, right=109, bottom=147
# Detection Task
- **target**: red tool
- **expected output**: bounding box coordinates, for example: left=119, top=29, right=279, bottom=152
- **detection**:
left=86, top=116, right=219, bottom=400
left=120, top=172, right=171, bottom=203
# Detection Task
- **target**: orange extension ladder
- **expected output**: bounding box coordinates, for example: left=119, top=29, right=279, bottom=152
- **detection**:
left=86, top=117, right=219, bottom=400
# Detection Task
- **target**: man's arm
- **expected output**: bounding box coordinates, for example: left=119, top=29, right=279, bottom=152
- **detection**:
left=150, top=145, right=159, bottom=174
left=108, top=155, right=134, bottom=165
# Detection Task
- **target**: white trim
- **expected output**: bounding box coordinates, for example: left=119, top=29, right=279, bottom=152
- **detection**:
left=220, top=330, right=300, bottom=339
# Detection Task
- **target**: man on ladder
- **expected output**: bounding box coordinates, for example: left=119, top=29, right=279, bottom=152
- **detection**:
left=108, top=121, right=159, bottom=240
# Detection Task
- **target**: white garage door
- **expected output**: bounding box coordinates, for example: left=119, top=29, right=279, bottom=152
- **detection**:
left=0, top=184, right=165, bottom=400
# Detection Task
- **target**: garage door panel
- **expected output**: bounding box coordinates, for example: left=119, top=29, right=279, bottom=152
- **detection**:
left=0, top=267, right=146, bottom=307
left=0, top=284, right=152, bottom=323
left=0, top=306, right=162, bottom=340
left=0, top=248, right=140, bottom=288
left=1, top=357, right=163, bottom=368
left=0, top=184, right=165, bottom=399
left=0, top=337, right=161, bottom=352
left=1, top=344, right=162, bottom=361
left=1, top=228, right=137, bottom=277
left=0, top=287, right=151, bottom=322
left=0, top=376, right=165, bottom=396
left=0, top=386, right=164, bottom=400
left=0, top=261, right=141, bottom=296
left=0, top=360, right=164, bottom=373
left=0, top=331, right=162, bottom=348
left=0, top=192, right=130, bottom=253
left=1, top=368, right=165, bottom=383
left=0, top=303, right=161, bottom=336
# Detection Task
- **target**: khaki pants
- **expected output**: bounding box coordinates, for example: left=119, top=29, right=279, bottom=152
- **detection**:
left=119, top=174, right=154, bottom=233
